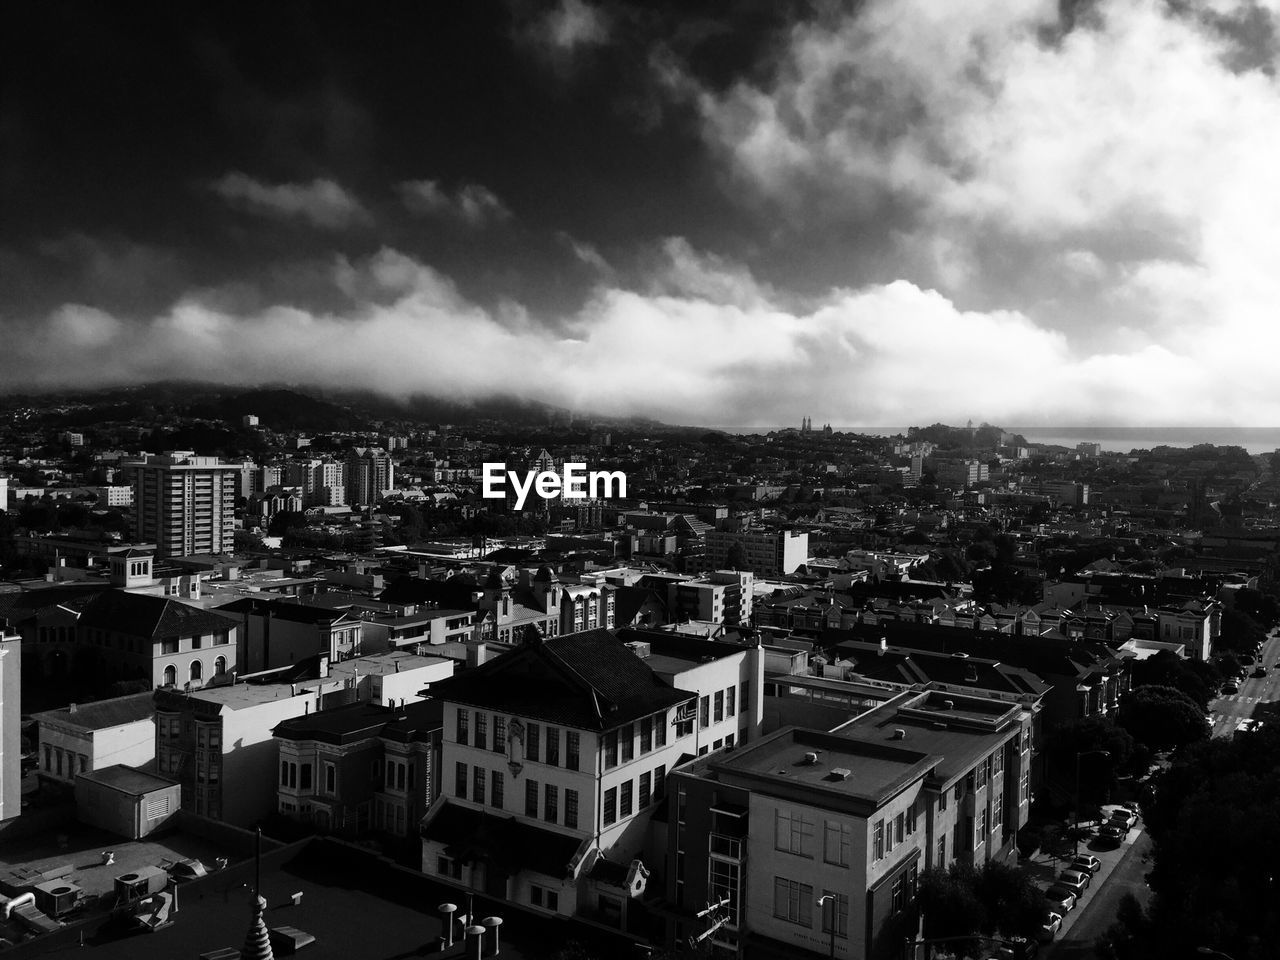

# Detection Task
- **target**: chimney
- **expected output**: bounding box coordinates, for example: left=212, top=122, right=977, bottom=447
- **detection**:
left=69, top=703, right=77, bottom=714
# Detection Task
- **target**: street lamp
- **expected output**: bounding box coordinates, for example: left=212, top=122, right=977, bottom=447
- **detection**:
left=817, top=895, right=837, bottom=960
left=1074, top=749, right=1111, bottom=857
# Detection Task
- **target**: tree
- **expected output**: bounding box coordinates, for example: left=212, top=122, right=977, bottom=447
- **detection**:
left=1117, top=684, right=1210, bottom=750
left=1047, top=716, right=1137, bottom=802
left=1217, top=608, right=1266, bottom=657
left=1130, top=650, right=1215, bottom=710
left=267, top=510, right=309, bottom=537
left=724, top=541, right=749, bottom=571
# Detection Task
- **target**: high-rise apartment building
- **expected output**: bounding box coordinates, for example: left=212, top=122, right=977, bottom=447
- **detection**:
left=127, top=453, right=237, bottom=557
left=347, top=449, right=394, bottom=507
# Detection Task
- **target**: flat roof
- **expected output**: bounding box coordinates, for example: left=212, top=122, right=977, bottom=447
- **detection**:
left=33, top=692, right=155, bottom=731
left=327, top=652, right=451, bottom=677
left=78, top=765, right=176, bottom=796
left=155, top=682, right=315, bottom=713
left=712, top=726, right=938, bottom=808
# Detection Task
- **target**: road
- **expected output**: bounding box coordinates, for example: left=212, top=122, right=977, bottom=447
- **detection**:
left=1209, top=629, right=1280, bottom=738
left=1045, top=830, right=1153, bottom=960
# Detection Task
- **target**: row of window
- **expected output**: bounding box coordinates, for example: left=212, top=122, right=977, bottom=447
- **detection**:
left=602, top=765, right=666, bottom=828
left=456, top=710, right=585, bottom=771
left=603, top=713, right=668, bottom=769
left=772, top=878, right=849, bottom=936
left=160, top=656, right=228, bottom=687
left=43, top=746, right=87, bottom=779
left=871, top=801, right=919, bottom=861
left=698, top=683, right=739, bottom=729
left=454, top=762, right=582, bottom=829
left=280, top=759, right=337, bottom=795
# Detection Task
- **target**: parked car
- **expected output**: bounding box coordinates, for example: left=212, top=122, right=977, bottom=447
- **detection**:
left=1044, top=886, right=1077, bottom=914
left=1252, top=667, right=1267, bottom=678
left=1070, top=854, right=1102, bottom=876
left=1098, top=823, right=1126, bottom=846
left=1109, top=809, right=1138, bottom=830
left=1038, top=912, right=1063, bottom=943
left=1223, top=682, right=1240, bottom=694
left=1057, top=870, right=1090, bottom=897
left=996, top=937, right=1039, bottom=959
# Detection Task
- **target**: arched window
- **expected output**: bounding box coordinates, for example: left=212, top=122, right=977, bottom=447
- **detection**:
left=190, top=660, right=203, bottom=682
left=163, top=664, right=177, bottom=687
left=214, top=656, right=227, bottom=675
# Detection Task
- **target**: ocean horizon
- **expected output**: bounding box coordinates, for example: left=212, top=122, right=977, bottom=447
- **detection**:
left=700, top=425, right=1280, bottom=456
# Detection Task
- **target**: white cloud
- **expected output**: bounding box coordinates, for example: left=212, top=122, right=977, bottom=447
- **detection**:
left=210, top=172, right=370, bottom=229
left=12, top=241, right=1280, bottom=426
left=398, top=179, right=512, bottom=226
left=542, top=0, right=610, bottom=52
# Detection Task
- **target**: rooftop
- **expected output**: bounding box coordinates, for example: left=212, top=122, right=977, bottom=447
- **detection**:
left=274, top=699, right=442, bottom=745
left=33, top=691, right=155, bottom=731
left=154, top=681, right=316, bottom=714
left=327, top=651, right=451, bottom=678
left=711, top=726, right=938, bottom=810
left=78, top=765, right=175, bottom=796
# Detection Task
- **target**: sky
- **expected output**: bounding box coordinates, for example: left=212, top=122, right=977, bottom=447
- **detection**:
left=4, top=0, right=1280, bottom=427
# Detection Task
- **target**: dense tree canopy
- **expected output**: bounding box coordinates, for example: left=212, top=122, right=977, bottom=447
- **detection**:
left=1118, top=685, right=1210, bottom=751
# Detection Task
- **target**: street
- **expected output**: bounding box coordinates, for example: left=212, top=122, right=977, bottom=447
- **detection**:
left=1209, top=629, right=1280, bottom=738
left=1044, top=830, right=1153, bottom=960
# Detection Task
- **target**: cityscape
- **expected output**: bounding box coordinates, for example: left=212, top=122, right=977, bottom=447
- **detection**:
left=4, top=3, right=1280, bottom=960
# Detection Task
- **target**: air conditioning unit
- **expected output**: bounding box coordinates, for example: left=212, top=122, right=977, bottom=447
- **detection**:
left=625, top=641, right=651, bottom=659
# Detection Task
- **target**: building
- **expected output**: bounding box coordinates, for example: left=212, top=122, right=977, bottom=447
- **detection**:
left=154, top=681, right=323, bottom=826
left=75, top=766, right=180, bottom=839
left=76, top=589, right=238, bottom=689
left=126, top=453, right=237, bottom=557
left=934, top=460, right=989, bottom=489
left=273, top=699, right=442, bottom=837
left=670, top=571, right=755, bottom=626
left=218, top=596, right=364, bottom=673
left=1038, top=481, right=1089, bottom=508
left=705, top=530, right=809, bottom=577
left=285, top=459, right=347, bottom=506
left=664, top=688, right=1036, bottom=960
left=347, top=448, right=395, bottom=507
left=0, top=623, right=20, bottom=821
left=33, top=692, right=156, bottom=788
left=422, top=628, right=714, bottom=930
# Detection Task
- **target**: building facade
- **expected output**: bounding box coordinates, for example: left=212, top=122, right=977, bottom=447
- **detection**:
left=127, top=453, right=237, bottom=557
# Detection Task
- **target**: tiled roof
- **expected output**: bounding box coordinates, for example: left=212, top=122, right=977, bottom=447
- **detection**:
left=33, top=691, right=155, bottom=731
left=78, top=590, right=238, bottom=639
left=430, top=628, right=692, bottom=730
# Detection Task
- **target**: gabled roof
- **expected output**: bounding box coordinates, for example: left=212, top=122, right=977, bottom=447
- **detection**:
left=430, top=628, right=692, bottom=730
left=78, top=590, right=238, bottom=639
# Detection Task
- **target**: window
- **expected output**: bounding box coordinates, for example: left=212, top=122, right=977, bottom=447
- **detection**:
left=655, top=711, right=668, bottom=746
left=603, top=730, right=618, bottom=768
left=772, top=877, right=813, bottom=926
left=725, top=732, right=735, bottom=748
left=775, top=809, right=816, bottom=858
left=936, top=836, right=946, bottom=868
left=457, top=709, right=469, bottom=744
left=473, top=767, right=486, bottom=803
left=620, top=779, right=634, bottom=818
left=324, top=762, right=336, bottom=795
left=565, top=789, right=579, bottom=829
left=709, top=858, right=741, bottom=927
left=976, top=808, right=987, bottom=847
left=675, top=703, right=695, bottom=738
left=873, top=819, right=885, bottom=860
left=527, top=723, right=541, bottom=763
left=544, top=783, right=559, bottom=823
left=530, top=885, right=560, bottom=911
left=163, top=664, right=177, bottom=687
left=603, top=787, right=617, bottom=826
left=1019, top=769, right=1030, bottom=804
left=993, top=747, right=1004, bottom=776
left=699, top=695, right=711, bottom=729
left=300, top=763, right=312, bottom=790
left=891, top=876, right=906, bottom=915
left=894, top=812, right=905, bottom=847
left=492, top=770, right=504, bottom=809
left=494, top=717, right=507, bottom=753
left=726, top=684, right=736, bottom=717
left=546, top=727, right=560, bottom=767
left=526, top=779, right=539, bottom=818
left=455, top=762, right=467, bottom=799
left=820, top=891, right=849, bottom=938
left=475, top=712, right=487, bottom=749
left=190, top=659, right=203, bottom=682
left=620, top=723, right=634, bottom=763
left=654, top=765, right=665, bottom=799
left=954, top=783, right=962, bottom=803
left=714, top=690, right=724, bottom=723
left=976, top=758, right=988, bottom=790
left=214, top=655, right=227, bottom=675
left=906, top=800, right=917, bottom=835
left=823, top=819, right=852, bottom=867
left=639, top=772, right=652, bottom=810
left=280, top=760, right=295, bottom=787
left=640, top=717, right=653, bottom=754
left=939, top=788, right=948, bottom=812
left=566, top=731, right=580, bottom=771
left=740, top=680, right=749, bottom=713
left=992, top=794, right=1004, bottom=832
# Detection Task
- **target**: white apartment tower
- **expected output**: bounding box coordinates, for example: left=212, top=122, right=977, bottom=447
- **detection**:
left=128, top=453, right=237, bottom=557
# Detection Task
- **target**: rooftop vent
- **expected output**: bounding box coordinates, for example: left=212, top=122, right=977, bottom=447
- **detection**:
left=942, top=699, right=955, bottom=710
left=625, top=641, right=651, bottom=659
left=891, top=728, right=907, bottom=740
left=802, top=751, right=820, bottom=765
left=830, top=767, right=852, bottom=780
left=952, top=652, right=970, bottom=659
